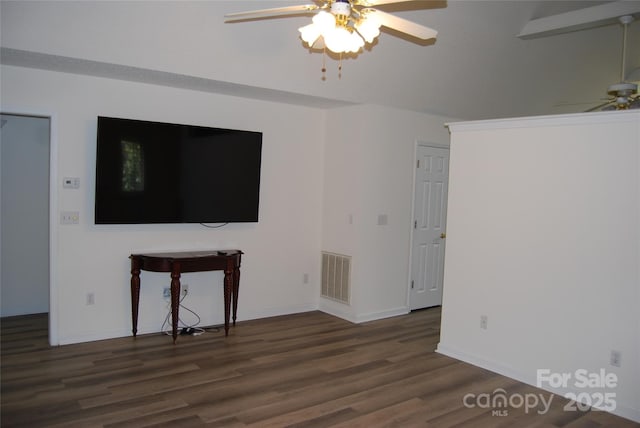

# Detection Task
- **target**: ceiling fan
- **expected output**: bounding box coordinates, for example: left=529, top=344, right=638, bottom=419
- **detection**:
left=225, top=0, right=437, bottom=76
left=587, top=15, right=639, bottom=111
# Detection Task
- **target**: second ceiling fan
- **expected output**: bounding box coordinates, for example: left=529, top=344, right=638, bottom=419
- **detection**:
left=588, top=15, right=639, bottom=111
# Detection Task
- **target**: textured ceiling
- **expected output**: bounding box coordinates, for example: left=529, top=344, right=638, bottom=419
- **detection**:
left=1, top=1, right=639, bottom=120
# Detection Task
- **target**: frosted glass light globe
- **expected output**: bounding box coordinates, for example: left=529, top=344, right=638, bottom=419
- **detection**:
left=356, top=15, right=381, bottom=43
left=324, top=26, right=351, bottom=53
left=313, top=11, right=336, bottom=33
left=299, top=23, right=321, bottom=46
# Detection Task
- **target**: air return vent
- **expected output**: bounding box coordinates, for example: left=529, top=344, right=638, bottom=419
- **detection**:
left=321, top=251, right=351, bottom=304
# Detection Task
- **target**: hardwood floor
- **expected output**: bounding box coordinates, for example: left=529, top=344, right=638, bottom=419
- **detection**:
left=1, top=309, right=637, bottom=427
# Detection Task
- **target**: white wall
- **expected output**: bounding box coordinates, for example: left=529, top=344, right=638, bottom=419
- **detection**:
left=0, top=62, right=460, bottom=345
left=1, top=65, right=325, bottom=344
left=321, top=104, right=455, bottom=322
left=1, top=114, right=50, bottom=316
left=439, top=111, right=640, bottom=422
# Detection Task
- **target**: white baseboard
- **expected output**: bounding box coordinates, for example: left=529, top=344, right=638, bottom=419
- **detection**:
left=354, top=307, right=409, bottom=323
left=318, top=298, right=409, bottom=324
left=239, top=303, right=318, bottom=322
left=436, top=342, right=640, bottom=423
left=58, top=303, right=319, bottom=345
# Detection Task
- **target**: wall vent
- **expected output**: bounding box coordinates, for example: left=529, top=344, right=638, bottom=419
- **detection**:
left=321, top=251, right=351, bottom=304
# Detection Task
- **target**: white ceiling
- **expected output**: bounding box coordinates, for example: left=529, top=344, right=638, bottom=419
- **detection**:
left=1, top=0, right=639, bottom=120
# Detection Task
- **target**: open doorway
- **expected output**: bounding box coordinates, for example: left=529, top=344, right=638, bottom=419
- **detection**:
left=1, top=113, right=50, bottom=320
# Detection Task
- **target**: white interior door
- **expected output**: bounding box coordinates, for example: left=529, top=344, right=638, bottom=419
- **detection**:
left=409, top=144, right=449, bottom=310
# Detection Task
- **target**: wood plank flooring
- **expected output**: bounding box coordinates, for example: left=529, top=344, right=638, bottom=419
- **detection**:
left=1, top=309, right=637, bottom=427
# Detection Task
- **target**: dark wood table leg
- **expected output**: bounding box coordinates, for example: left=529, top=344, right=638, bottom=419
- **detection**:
left=232, top=266, right=240, bottom=326
left=223, top=266, right=233, bottom=336
left=130, top=257, right=141, bottom=337
left=170, top=263, right=181, bottom=344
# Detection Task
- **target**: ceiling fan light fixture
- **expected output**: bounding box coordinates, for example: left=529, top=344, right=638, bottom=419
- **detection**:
left=314, top=10, right=336, bottom=31
left=227, top=0, right=438, bottom=77
left=299, top=23, right=321, bottom=46
left=298, top=7, right=368, bottom=54
left=348, top=30, right=366, bottom=52
left=299, top=11, right=335, bottom=46
left=324, top=25, right=364, bottom=53
left=355, top=13, right=381, bottom=43
left=607, top=82, right=637, bottom=97
left=324, top=27, right=349, bottom=52
left=605, top=82, right=638, bottom=110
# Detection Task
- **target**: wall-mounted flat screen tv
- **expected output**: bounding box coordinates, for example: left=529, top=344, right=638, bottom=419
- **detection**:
left=95, top=116, right=262, bottom=224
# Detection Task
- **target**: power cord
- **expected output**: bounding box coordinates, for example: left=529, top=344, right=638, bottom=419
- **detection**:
left=161, top=288, right=205, bottom=336
left=199, top=222, right=229, bottom=229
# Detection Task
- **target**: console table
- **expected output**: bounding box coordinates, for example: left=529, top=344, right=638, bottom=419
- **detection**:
left=129, top=250, right=243, bottom=343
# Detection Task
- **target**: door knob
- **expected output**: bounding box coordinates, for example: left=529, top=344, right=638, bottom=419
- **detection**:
left=440, top=233, right=446, bottom=239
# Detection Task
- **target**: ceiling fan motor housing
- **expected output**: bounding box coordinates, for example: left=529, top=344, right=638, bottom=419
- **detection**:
left=608, top=82, right=638, bottom=97
left=332, top=0, right=352, bottom=17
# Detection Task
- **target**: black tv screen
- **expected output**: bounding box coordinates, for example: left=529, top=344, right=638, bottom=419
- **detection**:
left=95, top=116, right=262, bottom=224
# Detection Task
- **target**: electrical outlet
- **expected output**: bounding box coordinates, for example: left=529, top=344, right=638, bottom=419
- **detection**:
left=163, top=284, right=188, bottom=298
left=303, top=273, right=309, bottom=284
left=610, top=350, right=621, bottom=367
left=60, top=211, right=80, bottom=225
left=86, top=292, right=95, bottom=305
left=480, top=315, right=488, bottom=330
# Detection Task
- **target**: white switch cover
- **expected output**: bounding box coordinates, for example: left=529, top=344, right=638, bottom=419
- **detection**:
left=61, top=211, right=80, bottom=225
left=63, top=177, right=80, bottom=189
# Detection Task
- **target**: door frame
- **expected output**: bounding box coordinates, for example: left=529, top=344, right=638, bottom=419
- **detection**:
left=407, top=140, right=450, bottom=310
left=1, top=108, right=59, bottom=346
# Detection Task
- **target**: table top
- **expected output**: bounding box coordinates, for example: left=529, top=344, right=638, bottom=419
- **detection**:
left=130, top=250, right=242, bottom=260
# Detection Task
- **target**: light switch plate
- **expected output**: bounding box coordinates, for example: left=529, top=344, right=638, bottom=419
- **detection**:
left=63, top=177, right=80, bottom=189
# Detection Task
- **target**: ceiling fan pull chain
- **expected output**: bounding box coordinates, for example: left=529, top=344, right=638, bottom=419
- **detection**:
left=322, top=45, right=327, bottom=81
left=339, top=53, right=343, bottom=79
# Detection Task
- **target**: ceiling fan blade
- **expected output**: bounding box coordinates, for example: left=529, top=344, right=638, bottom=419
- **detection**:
left=368, top=9, right=437, bottom=40
left=225, top=5, right=319, bottom=22
left=354, top=0, right=417, bottom=6
left=585, top=100, right=614, bottom=112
